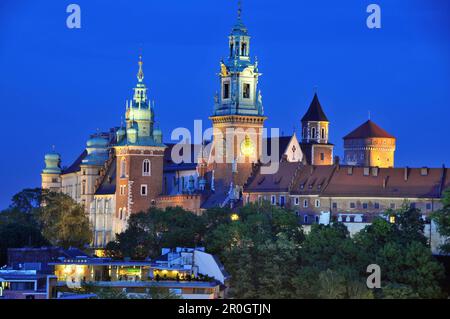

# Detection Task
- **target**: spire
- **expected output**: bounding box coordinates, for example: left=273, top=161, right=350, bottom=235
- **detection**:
left=137, top=54, right=144, bottom=83
left=237, top=0, right=242, bottom=20
left=301, top=93, right=329, bottom=122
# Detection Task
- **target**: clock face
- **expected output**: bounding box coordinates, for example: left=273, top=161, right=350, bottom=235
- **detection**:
left=240, top=135, right=254, bottom=157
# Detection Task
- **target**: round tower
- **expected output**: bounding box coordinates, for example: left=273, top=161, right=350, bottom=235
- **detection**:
left=343, top=119, right=396, bottom=168
left=41, top=149, right=62, bottom=191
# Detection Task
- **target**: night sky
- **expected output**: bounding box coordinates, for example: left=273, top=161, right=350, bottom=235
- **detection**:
left=1, top=0, right=449, bottom=209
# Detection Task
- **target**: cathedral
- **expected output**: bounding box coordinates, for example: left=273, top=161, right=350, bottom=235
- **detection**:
left=41, top=7, right=449, bottom=249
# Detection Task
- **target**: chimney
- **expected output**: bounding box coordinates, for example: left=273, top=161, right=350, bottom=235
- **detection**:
left=404, top=167, right=409, bottom=181
left=420, top=167, right=428, bottom=176
left=382, top=176, right=389, bottom=189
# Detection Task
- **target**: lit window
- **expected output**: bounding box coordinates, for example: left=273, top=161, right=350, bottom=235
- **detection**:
left=389, top=216, right=396, bottom=224
left=141, top=184, right=148, bottom=196
left=142, top=159, right=151, bottom=176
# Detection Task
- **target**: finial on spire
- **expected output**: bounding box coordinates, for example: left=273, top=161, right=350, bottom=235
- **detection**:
left=52, top=144, right=56, bottom=152
left=313, top=85, right=318, bottom=94
left=137, top=54, right=144, bottom=82
left=237, top=0, right=242, bottom=20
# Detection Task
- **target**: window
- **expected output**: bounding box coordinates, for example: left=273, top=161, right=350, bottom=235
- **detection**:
left=410, top=202, right=416, bottom=209
left=374, top=202, right=380, bottom=209
left=315, top=199, right=320, bottom=208
left=390, top=203, right=396, bottom=209
left=119, top=208, right=123, bottom=220
left=120, top=185, right=126, bottom=196
left=243, top=83, right=250, bottom=99
left=389, top=216, right=396, bottom=224
left=321, top=128, right=325, bottom=139
left=280, top=196, right=285, bottom=207
left=141, top=184, right=148, bottom=196
left=311, top=127, right=316, bottom=139
left=294, top=197, right=299, bottom=205
left=350, top=202, right=356, bottom=209
left=142, top=159, right=151, bottom=176
left=332, top=202, right=337, bottom=209
left=303, top=199, right=308, bottom=208
left=315, top=216, right=320, bottom=223
left=362, top=203, right=368, bottom=209
left=82, top=180, right=86, bottom=195
left=223, top=82, right=230, bottom=99
left=241, top=42, right=247, bottom=56
left=271, top=195, right=276, bottom=205
left=426, top=203, right=432, bottom=210
left=246, top=195, right=250, bottom=204
left=304, top=215, right=308, bottom=223
left=320, top=153, right=325, bottom=161
left=120, top=158, right=126, bottom=178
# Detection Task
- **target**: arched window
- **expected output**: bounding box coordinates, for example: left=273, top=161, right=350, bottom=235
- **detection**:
left=120, top=158, right=126, bottom=178
left=311, top=127, right=316, bottom=139
left=321, top=128, right=325, bottom=140
left=142, top=159, right=151, bottom=176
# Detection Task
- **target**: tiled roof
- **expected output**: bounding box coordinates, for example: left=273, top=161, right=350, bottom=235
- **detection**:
left=244, top=164, right=448, bottom=199
left=343, top=120, right=394, bottom=139
left=245, top=161, right=300, bottom=192
left=301, top=93, right=329, bottom=122
left=323, top=166, right=445, bottom=198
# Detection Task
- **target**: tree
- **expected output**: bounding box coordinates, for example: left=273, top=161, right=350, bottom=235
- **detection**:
left=432, top=188, right=450, bottom=253
left=9, top=188, right=44, bottom=214
left=0, top=208, right=49, bottom=266
left=107, top=207, right=206, bottom=259
left=38, top=191, right=92, bottom=249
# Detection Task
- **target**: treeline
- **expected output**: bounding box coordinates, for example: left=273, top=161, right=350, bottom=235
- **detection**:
left=1, top=188, right=450, bottom=298
left=0, top=188, right=92, bottom=265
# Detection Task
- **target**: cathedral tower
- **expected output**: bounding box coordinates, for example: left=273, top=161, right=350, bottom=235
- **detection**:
left=301, top=93, right=334, bottom=165
left=343, top=119, right=396, bottom=168
left=209, top=4, right=266, bottom=186
left=114, top=56, right=166, bottom=221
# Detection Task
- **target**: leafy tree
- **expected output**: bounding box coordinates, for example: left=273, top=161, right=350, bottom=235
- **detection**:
left=432, top=188, right=450, bottom=253
left=107, top=206, right=206, bottom=259
left=38, top=191, right=92, bottom=249
left=9, top=188, right=44, bottom=214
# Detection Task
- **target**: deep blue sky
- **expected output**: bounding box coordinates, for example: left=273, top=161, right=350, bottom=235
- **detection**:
left=1, top=0, right=449, bottom=209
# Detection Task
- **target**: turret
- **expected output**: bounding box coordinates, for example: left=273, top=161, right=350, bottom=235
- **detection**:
left=41, top=148, right=62, bottom=191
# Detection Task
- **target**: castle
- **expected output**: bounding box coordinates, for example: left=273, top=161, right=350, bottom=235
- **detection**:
left=41, top=7, right=449, bottom=250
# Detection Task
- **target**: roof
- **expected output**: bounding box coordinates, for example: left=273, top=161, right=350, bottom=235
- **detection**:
left=301, top=93, right=329, bottom=122
left=163, top=143, right=202, bottom=172
left=62, top=150, right=87, bottom=174
left=323, top=166, right=445, bottom=198
left=245, top=161, right=300, bottom=192
left=95, top=159, right=116, bottom=195
left=344, top=120, right=395, bottom=139
left=244, top=164, right=448, bottom=199
left=263, top=136, right=293, bottom=161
